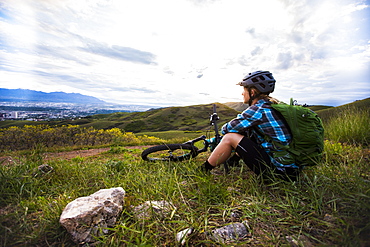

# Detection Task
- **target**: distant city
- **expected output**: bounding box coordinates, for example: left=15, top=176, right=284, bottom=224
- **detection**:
left=0, top=88, right=157, bottom=121
left=0, top=101, right=154, bottom=121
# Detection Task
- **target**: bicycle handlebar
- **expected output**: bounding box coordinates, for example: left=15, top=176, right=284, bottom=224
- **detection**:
left=181, top=104, right=222, bottom=154
left=183, top=135, right=206, bottom=145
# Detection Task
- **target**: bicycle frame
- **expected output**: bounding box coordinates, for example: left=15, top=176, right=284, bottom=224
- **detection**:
left=210, top=104, right=222, bottom=145
left=141, top=104, right=222, bottom=162
left=183, top=135, right=208, bottom=153
left=182, top=103, right=221, bottom=153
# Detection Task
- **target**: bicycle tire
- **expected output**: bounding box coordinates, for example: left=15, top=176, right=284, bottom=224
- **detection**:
left=141, top=144, right=199, bottom=162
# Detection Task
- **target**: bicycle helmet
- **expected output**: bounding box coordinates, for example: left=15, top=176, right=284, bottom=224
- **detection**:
left=237, top=70, right=276, bottom=93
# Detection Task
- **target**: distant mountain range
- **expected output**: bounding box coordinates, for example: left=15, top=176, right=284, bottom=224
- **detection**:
left=0, top=88, right=106, bottom=104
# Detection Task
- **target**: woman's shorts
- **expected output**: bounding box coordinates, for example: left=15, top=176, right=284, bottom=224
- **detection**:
left=235, top=137, right=299, bottom=181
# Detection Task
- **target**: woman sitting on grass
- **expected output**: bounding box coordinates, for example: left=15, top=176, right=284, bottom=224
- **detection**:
left=200, top=70, right=299, bottom=181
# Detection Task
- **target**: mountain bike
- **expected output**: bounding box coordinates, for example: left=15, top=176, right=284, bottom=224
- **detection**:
left=141, top=104, right=222, bottom=162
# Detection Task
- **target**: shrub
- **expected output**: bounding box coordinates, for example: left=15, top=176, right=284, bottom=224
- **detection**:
left=0, top=125, right=164, bottom=152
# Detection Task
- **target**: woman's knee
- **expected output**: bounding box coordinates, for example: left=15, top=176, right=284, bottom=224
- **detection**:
left=221, top=133, right=244, bottom=149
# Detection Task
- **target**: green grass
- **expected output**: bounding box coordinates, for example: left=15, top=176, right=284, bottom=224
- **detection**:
left=323, top=107, right=369, bottom=145
left=1, top=146, right=369, bottom=245
left=317, top=97, right=369, bottom=122
left=1, top=104, right=369, bottom=246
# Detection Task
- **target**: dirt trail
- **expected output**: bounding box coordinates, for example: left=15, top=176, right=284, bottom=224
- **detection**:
left=43, top=148, right=111, bottom=160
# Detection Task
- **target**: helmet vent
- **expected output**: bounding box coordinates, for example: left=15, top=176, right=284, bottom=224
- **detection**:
left=251, top=75, right=266, bottom=83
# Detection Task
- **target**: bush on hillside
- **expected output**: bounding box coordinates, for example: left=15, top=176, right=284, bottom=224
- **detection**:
left=0, top=125, right=163, bottom=152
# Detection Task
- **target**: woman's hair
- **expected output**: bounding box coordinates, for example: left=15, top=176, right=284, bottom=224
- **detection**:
left=248, top=86, right=280, bottom=104
left=266, top=96, right=281, bottom=104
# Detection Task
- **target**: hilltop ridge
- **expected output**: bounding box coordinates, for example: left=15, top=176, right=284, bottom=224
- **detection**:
left=46, top=97, right=370, bottom=132
left=1, top=97, right=368, bottom=133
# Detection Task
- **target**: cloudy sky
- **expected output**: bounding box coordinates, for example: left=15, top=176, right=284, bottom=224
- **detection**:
left=0, top=0, right=369, bottom=107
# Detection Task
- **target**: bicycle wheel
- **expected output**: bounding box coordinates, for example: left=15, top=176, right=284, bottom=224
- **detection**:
left=141, top=144, right=199, bottom=162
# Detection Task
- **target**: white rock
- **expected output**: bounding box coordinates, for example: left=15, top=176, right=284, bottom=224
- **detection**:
left=176, top=227, right=194, bottom=245
left=59, top=187, right=125, bottom=244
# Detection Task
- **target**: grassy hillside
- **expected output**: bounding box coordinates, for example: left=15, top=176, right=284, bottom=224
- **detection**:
left=307, top=105, right=333, bottom=112
left=1, top=98, right=366, bottom=137
left=317, top=98, right=370, bottom=144
left=0, top=103, right=239, bottom=132
left=0, top=98, right=368, bottom=134
left=75, top=100, right=344, bottom=133
left=67, top=103, right=239, bottom=133
left=316, top=97, right=370, bottom=122
left=223, top=102, right=249, bottom=112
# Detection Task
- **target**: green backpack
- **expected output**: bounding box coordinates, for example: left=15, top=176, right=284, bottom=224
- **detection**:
left=261, top=98, right=325, bottom=167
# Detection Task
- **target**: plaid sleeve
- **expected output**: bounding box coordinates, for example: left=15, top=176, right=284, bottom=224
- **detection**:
left=221, top=105, right=263, bottom=135
left=256, top=107, right=291, bottom=146
left=221, top=101, right=291, bottom=146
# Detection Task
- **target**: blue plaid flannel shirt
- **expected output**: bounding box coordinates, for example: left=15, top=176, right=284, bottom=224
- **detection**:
left=221, top=98, right=298, bottom=168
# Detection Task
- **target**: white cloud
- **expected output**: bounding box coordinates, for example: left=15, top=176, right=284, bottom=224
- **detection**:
left=0, top=0, right=369, bottom=107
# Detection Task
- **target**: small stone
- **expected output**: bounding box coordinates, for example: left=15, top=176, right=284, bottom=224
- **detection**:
left=133, top=200, right=175, bottom=220
left=38, top=164, right=54, bottom=173
left=176, top=227, right=194, bottom=245
left=230, top=210, right=242, bottom=220
left=209, top=221, right=250, bottom=243
left=285, top=234, right=313, bottom=247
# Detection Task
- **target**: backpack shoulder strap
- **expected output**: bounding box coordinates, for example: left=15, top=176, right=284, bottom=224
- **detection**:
left=253, top=99, right=299, bottom=155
